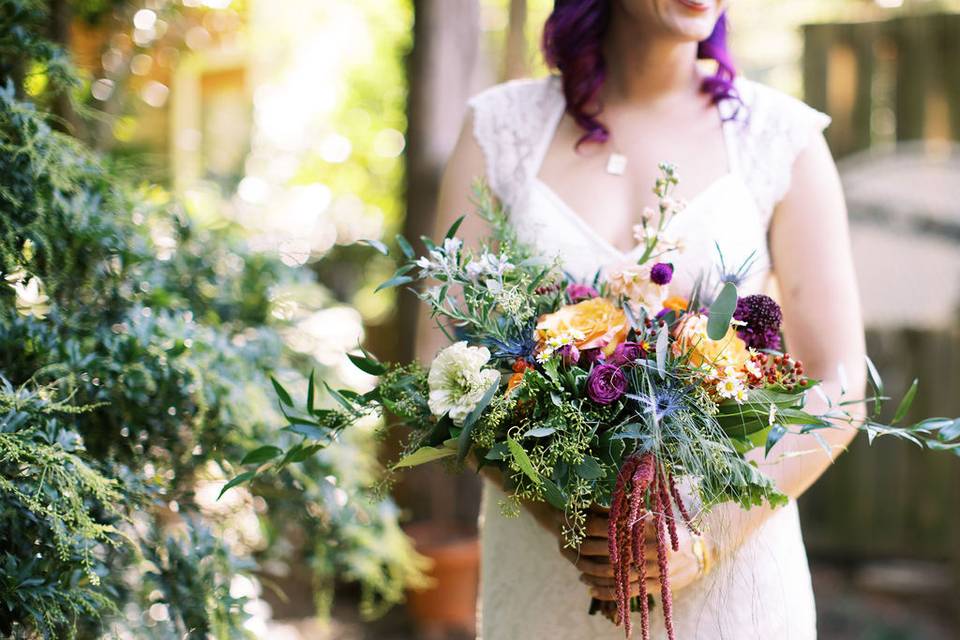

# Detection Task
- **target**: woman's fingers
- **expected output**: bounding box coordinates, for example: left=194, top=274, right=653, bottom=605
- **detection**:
left=589, top=578, right=665, bottom=601
left=585, top=513, right=610, bottom=537
left=575, top=536, right=610, bottom=556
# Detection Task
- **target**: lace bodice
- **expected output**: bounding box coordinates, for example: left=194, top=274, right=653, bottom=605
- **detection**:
left=468, top=76, right=829, bottom=640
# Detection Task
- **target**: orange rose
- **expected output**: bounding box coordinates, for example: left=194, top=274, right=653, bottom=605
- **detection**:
left=536, top=298, right=628, bottom=357
left=673, top=313, right=750, bottom=369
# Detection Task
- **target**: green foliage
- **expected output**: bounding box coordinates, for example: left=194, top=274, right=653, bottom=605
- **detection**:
left=0, top=24, right=424, bottom=639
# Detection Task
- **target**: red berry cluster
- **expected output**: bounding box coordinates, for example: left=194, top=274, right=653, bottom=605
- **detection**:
left=745, top=351, right=806, bottom=390
left=534, top=283, right=562, bottom=295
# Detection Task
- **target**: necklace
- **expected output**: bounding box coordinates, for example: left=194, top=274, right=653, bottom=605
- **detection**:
left=606, top=152, right=628, bottom=176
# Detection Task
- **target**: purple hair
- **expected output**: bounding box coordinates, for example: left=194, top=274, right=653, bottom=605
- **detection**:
left=542, top=1, right=740, bottom=147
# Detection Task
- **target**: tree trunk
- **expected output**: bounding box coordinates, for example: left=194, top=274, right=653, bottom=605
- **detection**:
left=48, top=0, right=81, bottom=135
left=503, top=0, right=528, bottom=81
left=389, top=0, right=482, bottom=527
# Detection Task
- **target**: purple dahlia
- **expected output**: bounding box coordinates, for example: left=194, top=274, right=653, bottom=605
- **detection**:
left=733, top=294, right=783, bottom=350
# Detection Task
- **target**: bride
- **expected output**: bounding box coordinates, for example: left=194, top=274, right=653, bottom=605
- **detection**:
left=418, top=0, right=866, bottom=637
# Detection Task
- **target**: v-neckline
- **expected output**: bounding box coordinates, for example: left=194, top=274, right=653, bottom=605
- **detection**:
left=531, top=172, right=740, bottom=261
left=529, top=76, right=742, bottom=259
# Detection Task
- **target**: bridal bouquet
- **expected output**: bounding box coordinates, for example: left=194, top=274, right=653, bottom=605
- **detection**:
left=233, top=164, right=959, bottom=639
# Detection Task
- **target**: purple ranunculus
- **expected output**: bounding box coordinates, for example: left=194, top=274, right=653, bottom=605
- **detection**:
left=733, top=294, right=783, bottom=350
left=566, top=283, right=599, bottom=303
left=608, top=341, right=645, bottom=367
left=556, top=343, right=580, bottom=367
left=587, top=364, right=628, bottom=405
left=650, top=262, right=674, bottom=286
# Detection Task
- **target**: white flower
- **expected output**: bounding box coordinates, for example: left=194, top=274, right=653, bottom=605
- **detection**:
left=427, top=342, right=500, bottom=425
left=11, top=277, right=52, bottom=319
left=465, top=252, right=514, bottom=281
left=768, top=403, right=779, bottom=427
left=606, top=263, right=667, bottom=315
left=442, top=237, right=462, bottom=255
left=715, top=366, right=747, bottom=403
left=3, top=266, right=27, bottom=284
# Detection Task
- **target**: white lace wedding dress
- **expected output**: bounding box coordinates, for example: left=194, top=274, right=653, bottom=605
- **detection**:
left=467, top=75, right=831, bottom=639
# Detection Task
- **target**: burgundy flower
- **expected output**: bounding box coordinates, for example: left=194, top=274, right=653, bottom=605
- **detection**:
left=650, top=262, right=674, bottom=286
left=733, top=294, right=783, bottom=350
left=566, top=283, right=600, bottom=303
left=586, top=364, right=628, bottom=405
left=608, top=341, right=645, bottom=367
left=578, top=348, right=603, bottom=367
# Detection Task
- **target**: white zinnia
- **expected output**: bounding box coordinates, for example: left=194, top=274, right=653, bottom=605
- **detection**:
left=427, top=341, right=500, bottom=425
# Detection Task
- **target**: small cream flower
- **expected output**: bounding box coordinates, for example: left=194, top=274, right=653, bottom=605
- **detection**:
left=4, top=266, right=27, bottom=284
left=427, top=342, right=500, bottom=425
left=11, top=277, right=52, bottom=319
left=606, top=263, right=667, bottom=315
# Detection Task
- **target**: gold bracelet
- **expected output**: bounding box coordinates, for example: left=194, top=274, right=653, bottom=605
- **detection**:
left=691, top=534, right=714, bottom=578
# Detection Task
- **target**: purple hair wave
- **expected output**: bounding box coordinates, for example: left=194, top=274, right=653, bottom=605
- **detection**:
left=542, top=0, right=741, bottom=147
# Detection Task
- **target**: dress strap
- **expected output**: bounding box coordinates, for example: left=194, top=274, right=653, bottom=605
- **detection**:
left=467, top=76, right=566, bottom=212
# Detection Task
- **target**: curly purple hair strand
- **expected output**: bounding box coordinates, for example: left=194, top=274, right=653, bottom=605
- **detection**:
left=542, top=1, right=740, bottom=147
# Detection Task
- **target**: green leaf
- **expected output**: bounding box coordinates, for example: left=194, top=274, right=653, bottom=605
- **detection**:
left=655, top=324, right=669, bottom=378
left=360, top=238, right=389, bottom=255
left=375, top=275, right=414, bottom=293
left=575, top=456, right=604, bottom=480
left=284, top=423, right=331, bottom=441
left=764, top=424, right=788, bottom=456
left=271, top=376, right=293, bottom=408
left=939, top=419, right=960, bottom=442
left=506, top=437, right=540, bottom=485
left=865, top=355, right=884, bottom=395
left=347, top=351, right=387, bottom=376
left=324, top=382, right=359, bottom=415
left=707, top=282, right=738, bottom=341
left=241, top=446, right=283, bottom=465
left=891, top=379, right=918, bottom=424
left=457, top=380, right=500, bottom=461
left=396, top=234, right=414, bottom=259
left=445, top=215, right=466, bottom=240
left=541, top=476, right=567, bottom=509
left=394, top=446, right=456, bottom=468
left=218, top=471, right=256, bottom=500
left=485, top=442, right=509, bottom=460
left=523, top=426, right=556, bottom=438
left=306, top=370, right=316, bottom=413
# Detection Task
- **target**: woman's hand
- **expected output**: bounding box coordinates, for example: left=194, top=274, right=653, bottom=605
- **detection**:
left=561, top=508, right=710, bottom=601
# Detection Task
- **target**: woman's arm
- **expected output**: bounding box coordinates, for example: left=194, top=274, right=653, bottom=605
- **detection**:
left=687, top=131, right=868, bottom=577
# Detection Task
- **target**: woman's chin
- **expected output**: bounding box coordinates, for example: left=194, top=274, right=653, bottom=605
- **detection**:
left=659, top=0, right=723, bottom=40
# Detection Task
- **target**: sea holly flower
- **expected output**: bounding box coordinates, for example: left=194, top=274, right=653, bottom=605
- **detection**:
left=586, top=363, right=627, bottom=405
left=11, top=276, right=52, bottom=319
left=427, top=342, right=500, bottom=426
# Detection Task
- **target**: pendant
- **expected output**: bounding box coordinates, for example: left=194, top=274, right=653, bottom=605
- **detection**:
left=606, top=152, right=627, bottom=176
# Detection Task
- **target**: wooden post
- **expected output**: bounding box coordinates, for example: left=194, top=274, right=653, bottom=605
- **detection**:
left=503, top=0, right=528, bottom=81
left=389, top=0, right=482, bottom=526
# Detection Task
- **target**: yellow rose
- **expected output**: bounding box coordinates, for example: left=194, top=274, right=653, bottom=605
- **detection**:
left=673, top=313, right=749, bottom=369
left=536, top=298, right=628, bottom=357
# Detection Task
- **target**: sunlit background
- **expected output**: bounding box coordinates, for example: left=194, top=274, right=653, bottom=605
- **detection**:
left=24, top=0, right=960, bottom=637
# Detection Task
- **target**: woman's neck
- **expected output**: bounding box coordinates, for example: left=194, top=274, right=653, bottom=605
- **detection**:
left=602, top=15, right=701, bottom=107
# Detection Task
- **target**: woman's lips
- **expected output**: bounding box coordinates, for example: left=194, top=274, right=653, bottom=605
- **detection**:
left=676, top=0, right=710, bottom=11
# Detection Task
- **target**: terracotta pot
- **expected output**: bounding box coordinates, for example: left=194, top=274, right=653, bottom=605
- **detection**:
left=404, top=522, right=480, bottom=637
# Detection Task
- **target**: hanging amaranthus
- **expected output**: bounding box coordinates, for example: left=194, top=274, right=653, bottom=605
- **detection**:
left=595, top=452, right=700, bottom=640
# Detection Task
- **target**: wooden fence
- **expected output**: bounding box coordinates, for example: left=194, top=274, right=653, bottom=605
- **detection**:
left=804, top=13, right=960, bottom=158
left=801, top=13, right=960, bottom=609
